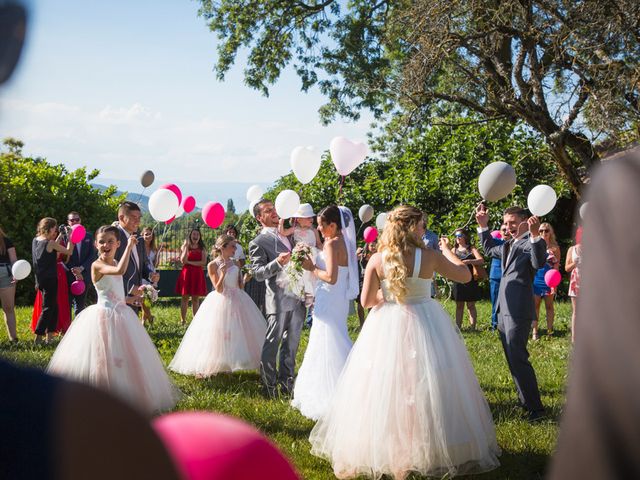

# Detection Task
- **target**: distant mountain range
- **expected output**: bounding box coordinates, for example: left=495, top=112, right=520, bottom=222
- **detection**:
left=92, top=184, right=151, bottom=211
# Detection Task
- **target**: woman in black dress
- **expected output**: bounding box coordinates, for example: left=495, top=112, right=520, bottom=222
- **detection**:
left=451, top=229, right=484, bottom=330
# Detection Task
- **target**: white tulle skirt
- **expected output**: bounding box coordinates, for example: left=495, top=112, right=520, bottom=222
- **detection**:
left=309, top=299, right=500, bottom=479
left=169, top=288, right=267, bottom=376
left=47, top=303, right=180, bottom=415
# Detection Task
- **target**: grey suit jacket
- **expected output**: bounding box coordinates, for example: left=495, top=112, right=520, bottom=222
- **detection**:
left=480, top=230, right=547, bottom=320
left=249, top=230, right=302, bottom=315
left=114, top=226, right=151, bottom=296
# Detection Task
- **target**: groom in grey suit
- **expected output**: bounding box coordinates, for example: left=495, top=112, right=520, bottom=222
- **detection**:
left=477, top=206, right=547, bottom=421
left=249, top=199, right=306, bottom=399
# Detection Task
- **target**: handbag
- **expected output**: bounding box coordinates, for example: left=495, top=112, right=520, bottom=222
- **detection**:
left=472, top=263, right=488, bottom=281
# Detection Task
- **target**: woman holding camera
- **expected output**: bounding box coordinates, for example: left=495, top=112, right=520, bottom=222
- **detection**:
left=0, top=225, right=18, bottom=342
left=31, top=219, right=76, bottom=342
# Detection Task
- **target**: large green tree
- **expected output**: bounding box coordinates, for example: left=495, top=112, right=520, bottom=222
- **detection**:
left=197, top=0, right=640, bottom=195
left=0, top=139, right=125, bottom=303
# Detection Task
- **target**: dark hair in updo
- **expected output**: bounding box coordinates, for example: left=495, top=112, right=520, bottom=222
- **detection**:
left=318, top=205, right=342, bottom=230
left=95, top=225, right=120, bottom=238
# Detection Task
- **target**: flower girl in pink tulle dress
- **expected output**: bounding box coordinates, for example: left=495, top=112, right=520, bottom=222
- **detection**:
left=47, top=225, right=180, bottom=414
left=169, top=234, right=267, bottom=377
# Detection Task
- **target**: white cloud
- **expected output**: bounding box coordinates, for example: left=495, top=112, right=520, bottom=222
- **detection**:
left=0, top=98, right=373, bottom=183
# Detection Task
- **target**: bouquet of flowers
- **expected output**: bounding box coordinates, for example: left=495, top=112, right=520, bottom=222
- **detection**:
left=276, top=243, right=312, bottom=300
left=140, top=284, right=159, bottom=310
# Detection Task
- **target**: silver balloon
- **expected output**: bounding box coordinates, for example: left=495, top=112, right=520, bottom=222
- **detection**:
left=478, top=161, right=517, bottom=202
left=140, top=170, right=155, bottom=188
left=358, top=204, right=374, bottom=223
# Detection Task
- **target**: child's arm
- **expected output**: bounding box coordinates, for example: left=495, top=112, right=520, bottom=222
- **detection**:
left=92, top=236, right=136, bottom=283
left=278, top=219, right=295, bottom=237
left=49, top=237, right=75, bottom=257
left=179, top=242, right=189, bottom=265
left=196, top=248, right=208, bottom=267
left=236, top=261, right=244, bottom=289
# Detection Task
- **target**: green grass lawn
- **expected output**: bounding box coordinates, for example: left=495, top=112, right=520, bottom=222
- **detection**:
left=0, top=299, right=571, bottom=479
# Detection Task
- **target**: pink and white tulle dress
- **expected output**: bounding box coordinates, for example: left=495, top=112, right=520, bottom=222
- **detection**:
left=169, top=262, right=267, bottom=376
left=309, top=249, right=500, bottom=479
left=47, top=273, right=180, bottom=414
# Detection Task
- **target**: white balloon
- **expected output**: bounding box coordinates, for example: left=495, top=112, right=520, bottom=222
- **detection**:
left=329, top=136, right=368, bottom=176
left=358, top=204, right=374, bottom=223
left=249, top=200, right=259, bottom=217
left=11, top=259, right=31, bottom=281
left=148, top=188, right=179, bottom=222
left=579, top=202, right=588, bottom=220
left=274, top=189, right=301, bottom=219
left=291, top=146, right=322, bottom=184
left=527, top=184, right=557, bottom=216
left=174, top=205, right=185, bottom=219
left=478, top=161, right=517, bottom=202
left=246, top=184, right=264, bottom=202
left=375, top=212, right=387, bottom=230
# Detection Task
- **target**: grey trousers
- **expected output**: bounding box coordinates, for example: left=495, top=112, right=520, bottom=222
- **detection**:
left=260, top=304, right=306, bottom=392
left=498, top=313, right=544, bottom=412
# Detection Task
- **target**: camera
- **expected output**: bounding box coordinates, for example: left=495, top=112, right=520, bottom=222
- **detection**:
left=59, top=225, right=71, bottom=234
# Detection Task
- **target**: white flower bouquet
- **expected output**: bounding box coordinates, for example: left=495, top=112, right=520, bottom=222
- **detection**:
left=276, top=243, right=312, bottom=300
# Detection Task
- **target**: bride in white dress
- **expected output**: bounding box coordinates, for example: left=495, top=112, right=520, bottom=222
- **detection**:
left=309, top=205, right=500, bottom=479
left=291, top=206, right=359, bottom=420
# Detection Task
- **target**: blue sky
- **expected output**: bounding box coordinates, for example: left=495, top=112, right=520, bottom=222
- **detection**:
left=1, top=0, right=372, bottom=210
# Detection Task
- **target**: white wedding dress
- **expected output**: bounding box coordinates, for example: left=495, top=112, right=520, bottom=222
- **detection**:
left=47, top=273, right=180, bottom=414
left=291, top=251, right=353, bottom=420
left=309, top=249, right=500, bottom=479
left=169, top=262, right=267, bottom=376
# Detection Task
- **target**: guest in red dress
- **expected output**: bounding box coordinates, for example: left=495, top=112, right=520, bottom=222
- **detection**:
left=31, top=241, right=73, bottom=335
left=175, top=229, right=207, bottom=324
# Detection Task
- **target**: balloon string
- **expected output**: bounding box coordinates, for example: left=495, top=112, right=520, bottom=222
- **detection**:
left=453, top=200, right=485, bottom=236
left=337, top=175, right=345, bottom=202
left=136, top=187, right=147, bottom=204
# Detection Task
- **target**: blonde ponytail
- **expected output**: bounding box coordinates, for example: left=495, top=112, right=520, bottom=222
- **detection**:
left=378, top=205, right=425, bottom=302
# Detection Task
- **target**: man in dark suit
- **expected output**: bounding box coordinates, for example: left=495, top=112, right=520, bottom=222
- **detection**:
left=65, top=211, right=96, bottom=316
left=477, top=205, right=547, bottom=422
left=114, top=202, right=159, bottom=309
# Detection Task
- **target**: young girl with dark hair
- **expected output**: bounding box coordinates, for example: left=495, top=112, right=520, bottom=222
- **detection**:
left=47, top=225, right=179, bottom=414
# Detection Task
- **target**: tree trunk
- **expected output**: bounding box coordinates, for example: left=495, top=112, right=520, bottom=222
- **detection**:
left=547, top=141, right=586, bottom=199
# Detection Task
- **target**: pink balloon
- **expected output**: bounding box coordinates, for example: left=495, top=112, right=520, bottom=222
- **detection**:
left=159, top=183, right=182, bottom=205
left=153, top=412, right=299, bottom=480
left=490, top=230, right=502, bottom=240
left=202, top=202, right=225, bottom=229
left=70, top=224, right=86, bottom=244
left=70, top=280, right=85, bottom=295
left=165, top=216, right=175, bottom=225
left=182, top=195, right=196, bottom=213
left=363, top=226, right=378, bottom=243
left=544, top=269, right=561, bottom=288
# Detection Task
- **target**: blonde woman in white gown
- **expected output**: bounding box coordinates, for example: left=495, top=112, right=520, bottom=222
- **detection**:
left=291, top=206, right=359, bottom=420
left=169, top=235, right=267, bottom=376
left=309, top=205, right=500, bottom=479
